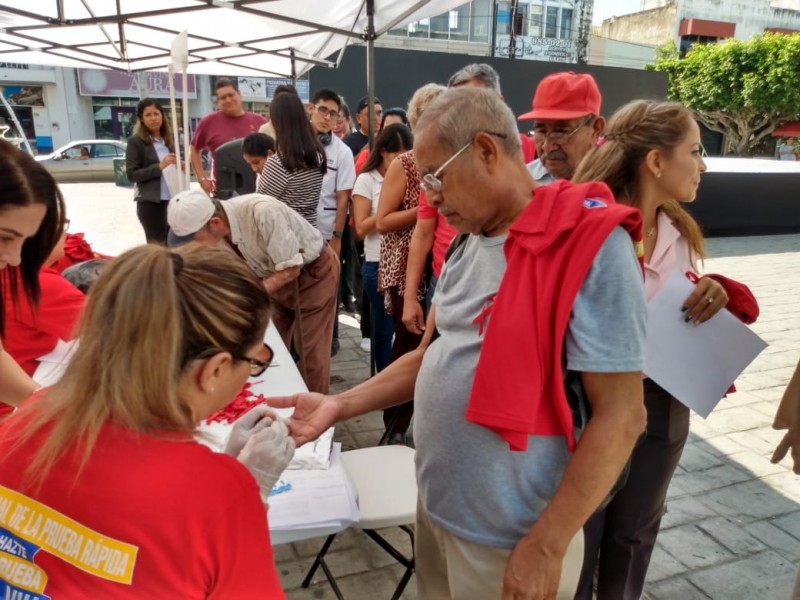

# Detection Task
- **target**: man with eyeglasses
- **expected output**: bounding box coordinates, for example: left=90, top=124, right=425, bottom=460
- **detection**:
left=518, top=71, right=606, bottom=183
left=190, top=78, right=267, bottom=196
left=307, top=89, right=356, bottom=255
left=270, top=86, right=647, bottom=599
left=166, top=189, right=338, bottom=396
left=343, top=95, right=383, bottom=156
left=308, top=89, right=358, bottom=356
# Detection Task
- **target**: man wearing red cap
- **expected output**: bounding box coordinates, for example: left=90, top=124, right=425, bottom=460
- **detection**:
left=518, top=71, right=605, bottom=182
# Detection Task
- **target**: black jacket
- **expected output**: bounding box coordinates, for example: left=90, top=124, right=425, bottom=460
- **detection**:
left=125, top=134, right=173, bottom=203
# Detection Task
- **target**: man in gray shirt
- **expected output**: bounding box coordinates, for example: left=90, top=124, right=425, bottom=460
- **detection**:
left=269, top=87, right=646, bottom=599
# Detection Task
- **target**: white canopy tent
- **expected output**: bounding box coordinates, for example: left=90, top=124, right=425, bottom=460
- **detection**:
left=0, top=0, right=466, bottom=78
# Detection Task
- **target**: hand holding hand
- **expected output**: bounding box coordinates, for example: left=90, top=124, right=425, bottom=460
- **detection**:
left=682, top=276, right=729, bottom=325
left=238, top=420, right=296, bottom=498
left=402, top=297, right=426, bottom=334
left=266, top=393, right=343, bottom=446
left=223, top=404, right=275, bottom=457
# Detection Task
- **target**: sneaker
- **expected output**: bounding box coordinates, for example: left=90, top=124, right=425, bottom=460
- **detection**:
left=359, top=337, right=371, bottom=353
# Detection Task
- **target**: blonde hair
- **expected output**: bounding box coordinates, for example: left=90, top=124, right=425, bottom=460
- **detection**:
left=573, top=99, right=705, bottom=260
left=7, top=243, right=271, bottom=486
left=406, top=83, right=447, bottom=130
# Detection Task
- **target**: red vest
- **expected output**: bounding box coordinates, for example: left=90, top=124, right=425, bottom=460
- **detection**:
left=465, top=180, right=643, bottom=451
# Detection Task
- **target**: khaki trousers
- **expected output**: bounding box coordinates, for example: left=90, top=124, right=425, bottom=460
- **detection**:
left=270, top=245, right=339, bottom=394
left=416, top=499, right=584, bottom=600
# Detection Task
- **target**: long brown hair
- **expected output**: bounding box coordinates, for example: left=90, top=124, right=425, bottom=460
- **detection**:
left=573, top=100, right=705, bottom=260
left=0, top=139, right=65, bottom=334
left=6, top=243, right=271, bottom=486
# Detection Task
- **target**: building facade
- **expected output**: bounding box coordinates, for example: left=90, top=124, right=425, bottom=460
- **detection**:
left=0, top=66, right=308, bottom=154
left=599, top=0, right=800, bottom=50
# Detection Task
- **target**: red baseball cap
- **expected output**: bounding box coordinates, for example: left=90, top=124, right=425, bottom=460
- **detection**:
left=518, top=72, right=601, bottom=121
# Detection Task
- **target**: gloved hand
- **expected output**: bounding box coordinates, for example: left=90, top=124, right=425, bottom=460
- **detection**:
left=237, top=419, right=296, bottom=501
left=223, top=405, right=274, bottom=457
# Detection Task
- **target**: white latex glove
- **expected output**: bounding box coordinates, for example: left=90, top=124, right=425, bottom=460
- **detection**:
left=223, top=405, right=274, bottom=457
left=238, top=419, right=296, bottom=500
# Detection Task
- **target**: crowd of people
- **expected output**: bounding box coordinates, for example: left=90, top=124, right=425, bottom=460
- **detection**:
left=0, top=62, right=798, bottom=600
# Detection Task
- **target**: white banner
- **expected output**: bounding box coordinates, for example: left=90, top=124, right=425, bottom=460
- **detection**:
left=495, top=34, right=577, bottom=63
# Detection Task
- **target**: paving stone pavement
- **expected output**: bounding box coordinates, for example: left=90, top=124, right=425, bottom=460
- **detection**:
left=60, top=185, right=799, bottom=599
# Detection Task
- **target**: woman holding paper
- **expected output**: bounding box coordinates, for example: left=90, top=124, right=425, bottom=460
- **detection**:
left=573, top=100, right=757, bottom=600
left=0, top=243, right=292, bottom=598
left=126, top=98, right=177, bottom=244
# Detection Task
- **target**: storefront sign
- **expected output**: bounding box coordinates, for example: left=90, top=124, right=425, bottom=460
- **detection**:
left=495, top=35, right=577, bottom=63
left=0, top=85, right=45, bottom=106
left=78, top=69, right=197, bottom=99
left=236, top=77, right=309, bottom=102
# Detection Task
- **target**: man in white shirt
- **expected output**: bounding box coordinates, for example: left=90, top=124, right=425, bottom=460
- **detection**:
left=307, top=88, right=356, bottom=255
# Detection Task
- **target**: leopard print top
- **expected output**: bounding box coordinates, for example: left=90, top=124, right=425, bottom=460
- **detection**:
left=378, top=150, right=426, bottom=313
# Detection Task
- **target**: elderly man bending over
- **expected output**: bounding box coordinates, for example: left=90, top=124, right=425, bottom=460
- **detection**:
left=268, top=87, right=646, bottom=599
left=168, top=190, right=338, bottom=395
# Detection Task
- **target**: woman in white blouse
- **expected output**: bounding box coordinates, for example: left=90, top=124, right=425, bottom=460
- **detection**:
left=352, top=124, right=413, bottom=372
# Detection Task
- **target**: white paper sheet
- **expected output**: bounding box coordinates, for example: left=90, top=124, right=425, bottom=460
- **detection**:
left=644, top=272, right=767, bottom=417
left=267, top=443, right=358, bottom=532
left=32, top=338, right=79, bottom=387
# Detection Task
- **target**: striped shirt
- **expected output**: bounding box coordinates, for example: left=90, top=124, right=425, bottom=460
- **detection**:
left=257, top=153, right=324, bottom=227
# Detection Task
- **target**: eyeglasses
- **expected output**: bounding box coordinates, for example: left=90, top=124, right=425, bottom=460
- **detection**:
left=420, top=131, right=508, bottom=193
left=315, top=105, right=339, bottom=120
left=194, top=342, right=274, bottom=377
left=530, top=116, right=594, bottom=146
left=235, top=342, right=274, bottom=377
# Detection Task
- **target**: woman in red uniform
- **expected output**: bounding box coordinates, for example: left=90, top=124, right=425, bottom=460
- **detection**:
left=0, top=243, right=291, bottom=598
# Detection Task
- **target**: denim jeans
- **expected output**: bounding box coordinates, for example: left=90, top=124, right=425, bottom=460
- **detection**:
left=361, top=261, right=393, bottom=372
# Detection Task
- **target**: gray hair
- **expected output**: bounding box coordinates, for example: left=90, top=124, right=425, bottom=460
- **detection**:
left=406, top=83, right=448, bottom=130
left=447, top=63, right=502, bottom=96
left=415, top=87, right=520, bottom=158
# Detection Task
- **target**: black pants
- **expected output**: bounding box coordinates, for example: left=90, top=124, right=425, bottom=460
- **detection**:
left=575, top=380, right=690, bottom=600
left=381, top=287, right=423, bottom=434
left=136, top=201, right=168, bottom=244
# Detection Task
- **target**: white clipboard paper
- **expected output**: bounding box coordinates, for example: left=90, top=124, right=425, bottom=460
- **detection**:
left=644, top=272, right=767, bottom=418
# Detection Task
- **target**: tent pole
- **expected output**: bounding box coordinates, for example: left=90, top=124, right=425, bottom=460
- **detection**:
left=290, top=48, right=297, bottom=85
left=366, top=0, right=376, bottom=148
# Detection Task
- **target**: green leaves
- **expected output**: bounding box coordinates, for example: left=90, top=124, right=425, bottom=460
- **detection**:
left=648, top=33, right=800, bottom=155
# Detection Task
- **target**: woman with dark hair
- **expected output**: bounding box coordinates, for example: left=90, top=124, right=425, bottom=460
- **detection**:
left=352, top=124, right=413, bottom=373
left=241, top=132, right=275, bottom=175
left=380, top=107, right=409, bottom=129
left=573, top=100, right=758, bottom=599
left=125, top=98, right=177, bottom=244
left=256, top=93, right=326, bottom=227
left=0, top=139, right=65, bottom=409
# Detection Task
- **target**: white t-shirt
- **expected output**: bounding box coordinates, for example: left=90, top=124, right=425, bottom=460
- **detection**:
left=316, top=135, right=356, bottom=240
left=352, top=169, right=383, bottom=262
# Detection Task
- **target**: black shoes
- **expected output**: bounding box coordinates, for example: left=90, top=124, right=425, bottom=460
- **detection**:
left=341, top=295, right=357, bottom=313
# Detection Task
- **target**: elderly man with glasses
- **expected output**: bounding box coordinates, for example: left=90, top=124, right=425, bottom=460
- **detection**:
left=166, top=189, right=339, bottom=396
left=518, top=71, right=606, bottom=183
left=269, top=86, right=648, bottom=599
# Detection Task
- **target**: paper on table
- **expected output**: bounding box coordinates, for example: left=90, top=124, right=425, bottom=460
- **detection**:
left=32, top=338, right=79, bottom=387
left=644, top=271, right=767, bottom=418
left=267, top=443, right=358, bottom=531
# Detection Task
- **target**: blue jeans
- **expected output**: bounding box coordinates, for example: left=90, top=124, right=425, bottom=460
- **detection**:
left=361, top=261, right=393, bottom=372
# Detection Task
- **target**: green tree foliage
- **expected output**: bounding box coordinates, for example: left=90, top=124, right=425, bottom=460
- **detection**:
left=647, top=34, right=800, bottom=155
